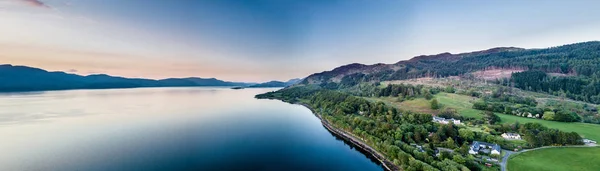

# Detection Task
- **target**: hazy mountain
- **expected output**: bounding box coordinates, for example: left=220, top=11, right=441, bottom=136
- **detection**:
left=248, top=78, right=302, bottom=88
left=285, top=78, right=302, bottom=85
left=0, top=64, right=253, bottom=92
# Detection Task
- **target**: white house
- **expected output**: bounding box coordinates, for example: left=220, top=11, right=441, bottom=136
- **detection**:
left=448, top=118, right=461, bottom=125
left=501, top=133, right=521, bottom=140
left=432, top=117, right=461, bottom=125
left=469, top=141, right=501, bottom=155
left=583, top=139, right=597, bottom=144
left=491, top=146, right=501, bottom=155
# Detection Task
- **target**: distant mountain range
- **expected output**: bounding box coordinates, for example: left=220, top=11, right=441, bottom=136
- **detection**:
left=0, top=64, right=276, bottom=92
left=247, top=78, right=302, bottom=88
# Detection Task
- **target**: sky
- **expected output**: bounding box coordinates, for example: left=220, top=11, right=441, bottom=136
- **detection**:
left=1, top=0, right=600, bottom=82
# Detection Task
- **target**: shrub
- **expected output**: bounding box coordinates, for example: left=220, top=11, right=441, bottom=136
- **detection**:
left=431, top=99, right=440, bottom=110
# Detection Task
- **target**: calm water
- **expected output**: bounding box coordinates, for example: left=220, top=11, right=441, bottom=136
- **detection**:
left=0, top=87, right=383, bottom=171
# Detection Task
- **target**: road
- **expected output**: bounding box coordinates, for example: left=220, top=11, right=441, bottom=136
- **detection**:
left=500, top=150, right=515, bottom=171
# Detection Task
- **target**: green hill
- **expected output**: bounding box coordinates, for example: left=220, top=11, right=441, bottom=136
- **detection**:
left=300, top=41, right=600, bottom=104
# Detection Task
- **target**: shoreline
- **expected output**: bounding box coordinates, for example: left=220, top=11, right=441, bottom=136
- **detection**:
left=0, top=86, right=282, bottom=94
left=296, top=103, right=400, bottom=171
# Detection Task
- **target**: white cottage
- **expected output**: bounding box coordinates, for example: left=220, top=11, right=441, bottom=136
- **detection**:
left=432, top=117, right=461, bottom=125
left=469, top=141, right=501, bottom=155
left=501, top=133, right=521, bottom=140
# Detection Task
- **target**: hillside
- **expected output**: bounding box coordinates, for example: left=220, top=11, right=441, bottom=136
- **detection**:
left=257, top=41, right=600, bottom=171
left=0, top=64, right=252, bottom=92
left=299, top=41, right=600, bottom=104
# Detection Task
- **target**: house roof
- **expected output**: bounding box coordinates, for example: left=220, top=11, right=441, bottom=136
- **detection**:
left=471, top=141, right=481, bottom=150
left=503, top=133, right=520, bottom=136
left=471, top=141, right=501, bottom=152
left=492, top=144, right=501, bottom=152
left=433, top=117, right=460, bottom=122
left=433, top=117, right=445, bottom=121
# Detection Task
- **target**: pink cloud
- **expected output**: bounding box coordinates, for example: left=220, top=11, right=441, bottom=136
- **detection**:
left=20, top=0, right=50, bottom=8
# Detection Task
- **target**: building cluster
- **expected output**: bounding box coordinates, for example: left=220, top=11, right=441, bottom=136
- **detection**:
left=432, top=117, right=461, bottom=125
left=501, top=133, right=521, bottom=140
left=469, top=141, right=501, bottom=155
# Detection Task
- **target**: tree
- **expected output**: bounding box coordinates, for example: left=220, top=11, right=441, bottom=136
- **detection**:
left=439, top=108, right=460, bottom=120
left=457, top=143, right=470, bottom=155
left=472, top=101, right=487, bottom=110
left=421, top=88, right=433, bottom=100
left=553, top=110, right=581, bottom=122
left=445, top=86, right=456, bottom=93
left=458, top=129, right=474, bottom=142
left=453, top=155, right=466, bottom=165
left=430, top=133, right=442, bottom=144
left=482, top=111, right=501, bottom=124
left=424, top=91, right=433, bottom=100
left=490, top=154, right=501, bottom=160
left=445, top=137, right=456, bottom=149
left=542, top=111, right=555, bottom=120
left=396, top=96, right=405, bottom=102
left=439, top=151, right=452, bottom=160
left=431, top=99, right=440, bottom=110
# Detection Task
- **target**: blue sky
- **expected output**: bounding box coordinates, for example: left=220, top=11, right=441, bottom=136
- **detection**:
left=1, top=0, right=600, bottom=82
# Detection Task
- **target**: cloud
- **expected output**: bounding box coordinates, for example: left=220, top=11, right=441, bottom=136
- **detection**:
left=20, top=0, right=50, bottom=8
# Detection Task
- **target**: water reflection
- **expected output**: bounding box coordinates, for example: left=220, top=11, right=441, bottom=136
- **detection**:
left=0, top=87, right=383, bottom=171
left=0, top=87, right=252, bottom=125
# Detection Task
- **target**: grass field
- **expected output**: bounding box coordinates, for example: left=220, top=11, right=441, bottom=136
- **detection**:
left=435, top=93, right=600, bottom=141
left=508, top=147, right=600, bottom=171
left=365, top=92, right=600, bottom=141
left=435, top=93, right=483, bottom=119
left=365, top=93, right=483, bottom=118
left=364, top=96, right=438, bottom=114
left=497, top=113, right=600, bottom=141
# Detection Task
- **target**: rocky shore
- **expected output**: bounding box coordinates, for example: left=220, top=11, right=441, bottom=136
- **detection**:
left=297, top=103, right=400, bottom=171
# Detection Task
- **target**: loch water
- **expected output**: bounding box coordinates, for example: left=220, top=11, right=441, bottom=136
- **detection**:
left=0, top=87, right=384, bottom=171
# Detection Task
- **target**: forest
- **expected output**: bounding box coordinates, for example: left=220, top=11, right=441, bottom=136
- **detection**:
left=257, top=86, right=583, bottom=171
left=508, top=70, right=600, bottom=104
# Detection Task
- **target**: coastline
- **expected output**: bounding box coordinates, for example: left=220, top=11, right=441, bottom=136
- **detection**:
left=296, top=103, right=400, bottom=171
left=0, top=86, right=282, bottom=94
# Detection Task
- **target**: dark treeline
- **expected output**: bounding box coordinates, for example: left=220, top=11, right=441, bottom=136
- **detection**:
left=472, top=87, right=583, bottom=123
left=508, top=70, right=600, bottom=104
left=400, top=41, right=600, bottom=79
left=517, top=123, right=583, bottom=147
left=377, top=84, right=425, bottom=98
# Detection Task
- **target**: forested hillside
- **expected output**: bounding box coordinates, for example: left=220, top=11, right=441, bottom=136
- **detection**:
left=300, top=41, right=600, bottom=104
left=507, top=70, right=600, bottom=103
left=258, top=41, right=600, bottom=171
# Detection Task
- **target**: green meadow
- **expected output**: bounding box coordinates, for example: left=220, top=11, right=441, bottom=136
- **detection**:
left=508, top=147, right=600, bottom=171
left=497, top=113, right=600, bottom=141
left=367, top=92, right=600, bottom=141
